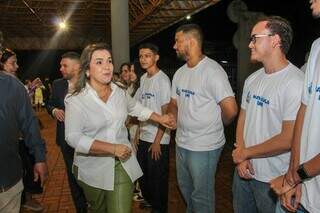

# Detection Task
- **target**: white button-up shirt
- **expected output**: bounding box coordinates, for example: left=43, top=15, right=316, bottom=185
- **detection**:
left=64, top=82, right=152, bottom=190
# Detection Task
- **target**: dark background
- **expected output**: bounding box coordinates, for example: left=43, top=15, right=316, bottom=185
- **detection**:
left=14, top=0, right=320, bottom=82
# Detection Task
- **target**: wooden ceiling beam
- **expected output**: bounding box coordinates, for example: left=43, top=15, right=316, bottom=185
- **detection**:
left=130, top=0, right=170, bottom=29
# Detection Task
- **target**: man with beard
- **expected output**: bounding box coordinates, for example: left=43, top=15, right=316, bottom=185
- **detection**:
left=46, top=52, right=87, bottom=213
left=232, top=16, right=304, bottom=213
left=167, top=24, right=238, bottom=213
left=270, top=1, right=320, bottom=212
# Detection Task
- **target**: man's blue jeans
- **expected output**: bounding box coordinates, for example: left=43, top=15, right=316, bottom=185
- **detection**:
left=176, top=145, right=223, bottom=213
left=233, top=171, right=277, bottom=213
left=275, top=200, right=309, bottom=213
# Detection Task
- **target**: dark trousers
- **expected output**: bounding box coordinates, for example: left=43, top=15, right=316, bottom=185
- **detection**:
left=137, top=140, right=169, bottom=213
left=19, top=140, right=43, bottom=204
left=60, top=141, right=87, bottom=213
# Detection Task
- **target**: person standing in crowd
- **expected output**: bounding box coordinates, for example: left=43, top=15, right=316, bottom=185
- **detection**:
left=0, top=37, right=48, bottom=213
left=34, top=81, right=45, bottom=112
left=46, top=52, right=87, bottom=213
left=270, top=1, right=320, bottom=212
left=24, top=79, right=34, bottom=104
left=167, top=24, right=238, bottom=213
left=117, top=62, right=137, bottom=96
left=134, top=43, right=171, bottom=213
left=0, top=48, right=45, bottom=211
left=64, top=43, right=175, bottom=213
left=43, top=77, right=52, bottom=106
left=24, top=78, right=42, bottom=107
left=117, top=63, right=130, bottom=88
left=232, top=16, right=304, bottom=213
left=0, top=48, right=18, bottom=76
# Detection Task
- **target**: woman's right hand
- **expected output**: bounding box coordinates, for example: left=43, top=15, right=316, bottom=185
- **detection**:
left=114, top=144, right=132, bottom=161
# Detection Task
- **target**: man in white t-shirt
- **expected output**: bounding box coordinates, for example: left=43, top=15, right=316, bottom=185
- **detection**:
left=167, top=24, right=238, bottom=213
left=134, top=43, right=171, bottom=213
left=232, top=16, right=304, bottom=213
left=270, top=1, right=320, bottom=213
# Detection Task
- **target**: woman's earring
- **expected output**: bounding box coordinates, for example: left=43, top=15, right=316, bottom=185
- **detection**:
left=86, top=72, right=90, bottom=78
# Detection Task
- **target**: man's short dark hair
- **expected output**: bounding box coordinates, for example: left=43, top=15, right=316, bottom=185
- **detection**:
left=176, top=24, right=203, bottom=48
left=61, top=51, right=80, bottom=60
left=138, top=43, right=159, bottom=55
left=257, top=16, right=293, bottom=55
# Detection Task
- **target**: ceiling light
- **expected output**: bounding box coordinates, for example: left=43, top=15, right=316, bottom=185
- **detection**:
left=58, top=21, right=67, bottom=30
left=186, top=15, right=191, bottom=20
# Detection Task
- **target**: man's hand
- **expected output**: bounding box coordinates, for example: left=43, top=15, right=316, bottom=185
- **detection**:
left=232, top=144, right=249, bottom=164
left=236, top=160, right=254, bottom=179
left=270, top=174, right=296, bottom=196
left=53, top=109, right=65, bottom=122
left=33, top=162, right=48, bottom=187
left=149, top=143, right=161, bottom=161
left=286, top=167, right=301, bottom=187
left=159, top=113, right=176, bottom=129
left=280, top=184, right=301, bottom=212
left=167, top=113, right=177, bottom=129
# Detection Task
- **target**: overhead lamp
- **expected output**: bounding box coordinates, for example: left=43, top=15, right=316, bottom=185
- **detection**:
left=58, top=21, right=67, bottom=30
left=186, top=15, right=191, bottom=20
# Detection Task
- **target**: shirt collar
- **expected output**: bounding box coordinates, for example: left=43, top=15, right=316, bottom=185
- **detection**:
left=85, top=82, right=116, bottom=98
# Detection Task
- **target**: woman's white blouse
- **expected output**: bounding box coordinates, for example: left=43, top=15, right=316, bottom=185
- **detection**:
left=65, top=82, right=152, bottom=190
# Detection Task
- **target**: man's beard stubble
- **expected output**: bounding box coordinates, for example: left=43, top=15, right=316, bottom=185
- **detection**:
left=176, top=52, right=187, bottom=61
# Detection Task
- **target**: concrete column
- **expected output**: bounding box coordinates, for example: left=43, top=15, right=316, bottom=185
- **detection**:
left=227, top=0, right=264, bottom=100
left=111, top=0, right=130, bottom=73
left=236, top=12, right=263, bottom=99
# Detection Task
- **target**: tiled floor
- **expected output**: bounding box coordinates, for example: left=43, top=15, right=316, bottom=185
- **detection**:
left=22, top=110, right=234, bottom=213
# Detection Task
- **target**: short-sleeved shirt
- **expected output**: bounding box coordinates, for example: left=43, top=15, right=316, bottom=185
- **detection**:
left=300, top=38, right=320, bottom=213
left=134, top=70, right=171, bottom=144
left=171, top=56, right=234, bottom=151
left=241, top=63, right=304, bottom=182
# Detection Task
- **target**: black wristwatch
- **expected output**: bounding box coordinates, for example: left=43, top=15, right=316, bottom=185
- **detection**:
left=296, top=164, right=310, bottom=183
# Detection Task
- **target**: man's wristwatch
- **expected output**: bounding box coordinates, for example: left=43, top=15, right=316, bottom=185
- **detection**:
left=296, top=164, right=310, bottom=183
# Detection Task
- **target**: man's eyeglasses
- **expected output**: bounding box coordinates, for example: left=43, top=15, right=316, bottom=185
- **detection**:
left=250, top=34, right=274, bottom=44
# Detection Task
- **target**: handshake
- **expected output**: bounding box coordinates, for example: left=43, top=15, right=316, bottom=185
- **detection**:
left=158, top=113, right=177, bottom=130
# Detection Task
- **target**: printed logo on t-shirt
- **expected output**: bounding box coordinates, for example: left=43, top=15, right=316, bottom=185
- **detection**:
left=308, top=82, right=313, bottom=95
left=246, top=91, right=251, bottom=103
left=306, top=82, right=320, bottom=100
left=316, top=85, right=320, bottom=100
left=142, top=92, right=155, bottom=99
left=176, top=87, right=195, bottom=98
left=252, top=93, right=270, bottom=107
left=176, top=87, right=181, bottom=96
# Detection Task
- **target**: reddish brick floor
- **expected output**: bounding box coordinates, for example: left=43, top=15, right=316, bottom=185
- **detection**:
left=22, top=111, right=234, bottom=213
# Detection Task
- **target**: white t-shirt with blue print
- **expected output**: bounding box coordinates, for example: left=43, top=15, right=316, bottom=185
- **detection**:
left=171, top=56, right=234, bottom=151
left=241, top=62, right=304, bottom=183
left=300, top=38, right=320, bottom=213
left=134, top=70, right=171, bottom=144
